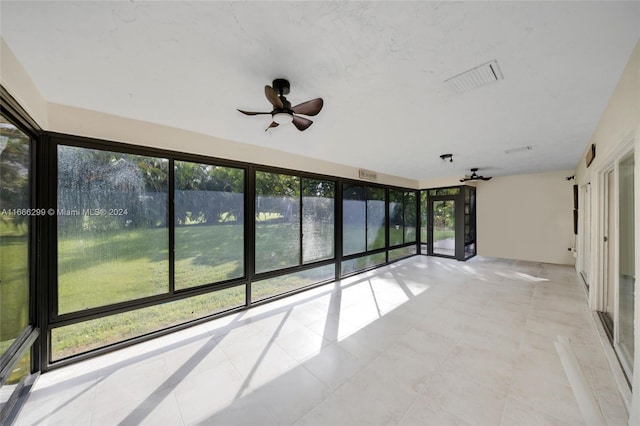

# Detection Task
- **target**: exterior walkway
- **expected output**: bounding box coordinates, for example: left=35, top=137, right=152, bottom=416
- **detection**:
left=16, top=256, right=628, bottom=425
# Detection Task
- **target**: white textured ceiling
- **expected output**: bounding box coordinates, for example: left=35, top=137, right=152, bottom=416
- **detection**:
left=1, top=1, right=639, bottom=181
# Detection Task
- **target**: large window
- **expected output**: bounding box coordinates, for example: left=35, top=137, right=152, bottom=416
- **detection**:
left=389, top=190, right=404, bottom=246
left=57, top=146, right=169, bottom=313
left=342, top=184, right=366, bottom=256
left=302, top=179, right=335, bottom=263
left=389, top=189, right=417, bottom=247
left=255, top=171, right=301, bottom=274
left=343, top=183, right=387, bottom=256
left=174, top=161, right=244, bottom=290
left=0, top=116, right=31, bottom=358
left=1, top=108, right=37, bottom=423
left=26, top=130, right=420, bottom=368
left=366, top=187, right=386, bottom=250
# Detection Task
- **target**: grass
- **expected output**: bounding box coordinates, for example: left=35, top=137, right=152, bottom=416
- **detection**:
left=52, top=285, right=245, bottom=360
left=0, top=219, right=29, bottom=358
left=434, top=229, right=455, bottom=241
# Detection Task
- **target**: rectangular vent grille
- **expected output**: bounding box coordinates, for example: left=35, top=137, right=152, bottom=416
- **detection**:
left=504, top=145, right=533, bottom=154
left=444, top=60, right=503, bottom=93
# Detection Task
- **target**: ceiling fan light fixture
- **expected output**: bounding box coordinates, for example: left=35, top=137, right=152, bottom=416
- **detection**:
left=272, top=112, right=293, bottom=124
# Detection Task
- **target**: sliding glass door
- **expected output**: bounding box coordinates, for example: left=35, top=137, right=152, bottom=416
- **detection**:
left=616, top=152, right=634, bottom=376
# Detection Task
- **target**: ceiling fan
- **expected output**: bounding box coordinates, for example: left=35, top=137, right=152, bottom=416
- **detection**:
left=238, top=79, right=323, bottom=132
left=460, top=168, right=493, bottom=182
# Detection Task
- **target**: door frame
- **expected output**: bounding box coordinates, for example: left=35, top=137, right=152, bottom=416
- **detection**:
left=427, top=195, right=460, bottom=259
left=594, top=135, right=635, bottom=383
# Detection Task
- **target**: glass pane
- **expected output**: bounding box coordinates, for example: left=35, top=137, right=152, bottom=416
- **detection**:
left=420, top=191, right=427, bottom=245
left=252, top=264, right=335, bottom=302
left=255, top=172, right=300, bottom=274
left=174, top=161, right=244, bottom=289
left=0, top=350, right=31, bottom=412
left=57, top=146, right=169, bottom=313
left=433, top=200, right=455, bottom=256
left=51, top=285, right=245, bottom=360
left=341, top=252, right=386, bottom=276
left=465, top=243, right=476, bottom=259
left=389, top=190, right=404, bottom=246
left=366, top=187, right=386, bottom=251
left=389, top=245, right=416, bottom=262
left=343, top=184, right=366, bottom=256
left=0, top=117, right=30, bottom=358
left=302, top=179, right=335, bottom=263
left=580, top=185, right=591, bottom=283
left=618, top=153, right=634, bottom=373
left=404, top=192, right=417, bottom=243
left=428, top=187, right=460, bottom=196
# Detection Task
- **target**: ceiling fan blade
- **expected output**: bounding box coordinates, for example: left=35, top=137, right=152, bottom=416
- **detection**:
left=292, top=115, right=313, bottom=131
left=265, top=122, right=279, bottom=131
left=265, top=86, right=284, bottom=109
left=238, top=109, right=271, bottom=116
left=480, top=177, right=493, bottom=181
left=459, top=178, right=467, bottom=183
left=292, top=98, right=323, bottom=116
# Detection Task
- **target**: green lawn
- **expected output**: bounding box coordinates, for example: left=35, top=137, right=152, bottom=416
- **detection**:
left=434, top=229, right=455, bottom=241
left=0, top=220, right=29, bottom=358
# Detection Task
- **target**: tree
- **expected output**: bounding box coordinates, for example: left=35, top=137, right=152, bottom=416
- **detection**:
left=0, top=124, right=30, bottom=231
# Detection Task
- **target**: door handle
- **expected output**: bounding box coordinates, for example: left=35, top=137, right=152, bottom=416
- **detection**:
left=604, top=236, right=608, bottom=242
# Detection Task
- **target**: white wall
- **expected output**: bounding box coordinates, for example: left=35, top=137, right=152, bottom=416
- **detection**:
left=45, top=103, right=418, bottom=188
left=0, top=39, right=48, bottom=127
left=475, top=170, right=575, bottom=265
left=575, top=40, right=639, bottom=424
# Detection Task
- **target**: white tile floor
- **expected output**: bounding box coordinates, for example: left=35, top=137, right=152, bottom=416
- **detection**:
left=16, top=256, right=629, bottom=425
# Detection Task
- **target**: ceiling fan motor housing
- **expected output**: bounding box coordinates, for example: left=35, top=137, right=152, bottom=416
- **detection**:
left=272, top=78, right=290, bottom=95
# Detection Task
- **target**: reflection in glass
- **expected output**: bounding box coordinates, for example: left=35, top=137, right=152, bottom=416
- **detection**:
left=389, top=246, right=416, bottom=262
left=174, top=161, right=244, bottom=289
left=0, top=117, right=30, bottom=358
left=302, top=179, right=335, bottom=263
left=464, top=188, right=477, bottom=259
left=420, top=191, right=428, bottom=253
left=343, top=184, right=366, bottom=256
left=428, top=188, right=460, bottom=196
left=618, top=153, right=634, bottom=374
left=389, top=190, right=404, bottom=246
left=341, top=253, right=386, bottom=276
left=366, top=187, right=386, bottom=250
left=404, top=191, right=417, bottom=243
left=433, top=200, right=455, bottom=256
left=253, top=264, right=335, bottom=301
left=255, top=172, right=300, bottom=273
left=57, top=146, right=169, bottom=313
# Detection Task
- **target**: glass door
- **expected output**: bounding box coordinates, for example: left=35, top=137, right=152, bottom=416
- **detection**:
left=579, top=183, right=591, bottom=285
left=431, top=198, right=456, bottom=257
left=603, top=169, right=615, bottom=331
left=616, top=152, right=634, bottom=377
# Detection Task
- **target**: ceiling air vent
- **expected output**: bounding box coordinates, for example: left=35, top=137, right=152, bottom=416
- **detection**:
left=444, top=60, right=503, bottom=93
left=504, top=145, right=533, bottom=154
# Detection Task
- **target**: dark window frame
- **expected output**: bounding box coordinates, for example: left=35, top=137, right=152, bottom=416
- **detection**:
left=1, top=118, right=419, bottom=369
left=0, top=86, right=42, bottom=422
